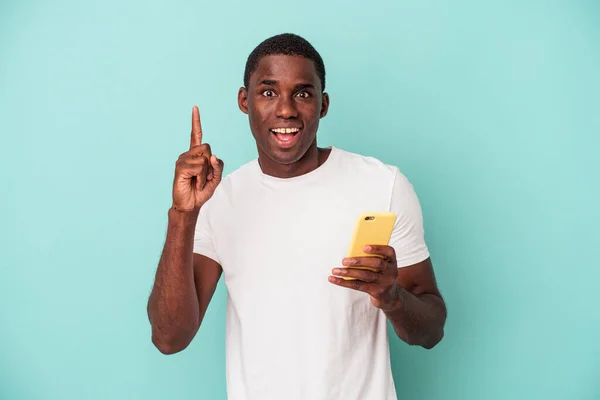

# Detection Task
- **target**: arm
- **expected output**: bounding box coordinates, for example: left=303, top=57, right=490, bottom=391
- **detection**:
left=147, top=207, right=222, bottom=354
left=383, top=257, right=446, bottom=349
left=380, top=167, right=446, bottom=348
left=329, top=251, right=446, bottom=349
left=329, top=167, right=446, bottom=348
left=148, top=105, right=225, bottom=354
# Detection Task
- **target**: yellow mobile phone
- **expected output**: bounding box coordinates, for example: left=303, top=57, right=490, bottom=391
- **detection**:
left=343, top=212, right=396, bottom=280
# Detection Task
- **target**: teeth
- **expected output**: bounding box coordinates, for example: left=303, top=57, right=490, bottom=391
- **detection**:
left=272, top=128, right=300, bottom=134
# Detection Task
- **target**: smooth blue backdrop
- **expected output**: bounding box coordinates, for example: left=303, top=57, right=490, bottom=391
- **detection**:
left=1, top=1, right=599, bottom=399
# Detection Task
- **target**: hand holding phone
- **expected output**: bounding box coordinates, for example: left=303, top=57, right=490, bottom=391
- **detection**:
left=341, top=212, right=396, bottom=280
left=328, top=212, right=402, bottom=310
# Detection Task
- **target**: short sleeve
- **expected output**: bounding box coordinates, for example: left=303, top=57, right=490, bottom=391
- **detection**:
left=193, top=203, right=220, bottom=264
left=388, top=167, right=430, bottom=267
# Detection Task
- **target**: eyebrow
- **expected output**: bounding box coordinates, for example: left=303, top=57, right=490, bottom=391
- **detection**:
left=258, top=80, right=316, bottom=91
left=294, top=83, right=315, bottom=91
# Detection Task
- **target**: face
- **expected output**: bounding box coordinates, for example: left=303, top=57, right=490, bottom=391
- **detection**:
left=238, top=55, right=329, bottom=166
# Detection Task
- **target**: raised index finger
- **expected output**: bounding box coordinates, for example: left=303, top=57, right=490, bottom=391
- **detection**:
left=190, top=106, right=203, bottom=149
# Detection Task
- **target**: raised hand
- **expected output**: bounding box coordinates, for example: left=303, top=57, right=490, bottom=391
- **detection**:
left=172, top=106, right=224, bottom=212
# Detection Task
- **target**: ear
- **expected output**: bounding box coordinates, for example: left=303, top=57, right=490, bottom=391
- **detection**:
left=320, top=92, right=330, bottom=118
left=238, top=87, right=249, bottom=114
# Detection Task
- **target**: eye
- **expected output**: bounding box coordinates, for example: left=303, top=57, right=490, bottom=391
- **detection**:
left=296, top=91, right=310, bottom=98
left=262, top=89, right=276, bottom=97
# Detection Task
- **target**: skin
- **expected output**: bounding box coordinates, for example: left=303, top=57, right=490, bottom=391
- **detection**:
left=329, top=247, right=446, bottom=348
left=147, top=53, right=446, bottom=355
left=237, top=55, right=330, bottom=178
left=147, top=106, right=224, bottom=354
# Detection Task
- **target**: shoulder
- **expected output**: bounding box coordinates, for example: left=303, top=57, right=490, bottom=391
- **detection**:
left=332, top=147, right=401, bottom=182
left=332, top=147, right=418, bottom=204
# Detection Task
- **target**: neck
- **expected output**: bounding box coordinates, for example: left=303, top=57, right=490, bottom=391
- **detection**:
left=258, top=142, right=330, bottom=179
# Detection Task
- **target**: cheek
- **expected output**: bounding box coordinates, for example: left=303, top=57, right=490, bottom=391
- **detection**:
left=249, top=101, right=270, bottom=125
left=303, top=103, right=322, bottom=124
left=302, top=98, right=321, bottom=113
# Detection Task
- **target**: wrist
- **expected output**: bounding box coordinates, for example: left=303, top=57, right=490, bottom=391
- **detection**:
left=168, top=205, right=200, bottom=227
left=380, top=285, right=405, bottom=313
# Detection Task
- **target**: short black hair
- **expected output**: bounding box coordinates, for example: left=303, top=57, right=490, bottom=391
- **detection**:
left=243, top=33, right=326, bottom=91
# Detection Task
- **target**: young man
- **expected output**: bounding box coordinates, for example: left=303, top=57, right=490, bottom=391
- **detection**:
left=148, top=33, right=447, bottom=400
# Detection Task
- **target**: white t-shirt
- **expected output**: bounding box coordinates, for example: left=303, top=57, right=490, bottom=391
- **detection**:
left=194, top=146, right=430, bottom=400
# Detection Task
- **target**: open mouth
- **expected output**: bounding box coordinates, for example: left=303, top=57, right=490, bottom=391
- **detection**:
left=270, top=127, right=302, bottom=148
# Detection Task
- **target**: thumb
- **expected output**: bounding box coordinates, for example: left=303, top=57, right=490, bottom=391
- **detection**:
left=209, top=155, right=224, bottom=184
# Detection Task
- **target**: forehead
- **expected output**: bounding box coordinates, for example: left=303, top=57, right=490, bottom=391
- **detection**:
left=250, top=55, right=321, bottom=89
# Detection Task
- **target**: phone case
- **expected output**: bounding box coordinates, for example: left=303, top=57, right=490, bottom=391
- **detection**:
left=342, top=212, right=396, bottom=280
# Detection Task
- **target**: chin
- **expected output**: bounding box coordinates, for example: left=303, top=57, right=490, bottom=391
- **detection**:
left=266, top=146, right=306, bottom=165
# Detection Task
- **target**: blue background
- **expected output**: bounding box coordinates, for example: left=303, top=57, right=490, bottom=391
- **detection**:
left=1, top=0, right=599, bottom=399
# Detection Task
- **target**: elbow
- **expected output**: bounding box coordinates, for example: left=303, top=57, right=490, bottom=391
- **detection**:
left=152, top=338, right=186, bottom=355
left=151, top=329, right=193, bottom=355
left=420, top=328, right=444, bottom=350
left=148, top=310, right=199, bottom=355
left=421, top=304, right=447, bottom=350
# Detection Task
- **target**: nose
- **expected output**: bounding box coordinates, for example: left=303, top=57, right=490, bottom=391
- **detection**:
left=275, top=95, right=299, bottom=119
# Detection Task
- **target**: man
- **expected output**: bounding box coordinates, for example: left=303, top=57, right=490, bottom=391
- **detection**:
left=148, top=33, right=447, bottom=400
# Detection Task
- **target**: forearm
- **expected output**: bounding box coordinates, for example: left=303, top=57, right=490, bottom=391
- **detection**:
left=383, top=286, right=446, bottom=349
left=148, top=207, right=200, bottom=353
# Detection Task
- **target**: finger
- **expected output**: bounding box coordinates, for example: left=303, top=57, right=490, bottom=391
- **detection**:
left=176, top=156, right=209, bottom=167
left=179, top=145, right=213, bottom=179
left=178, top=160, right=208, bottom=179
left=190, top=106, right=203, bottom=149
left=209, top=155, right=224, bottom=183
left=181, top=162, right=208, bottom=191
left=182, top=143, right=211, bottom=157
left=363, top=245, right=396, bottom=260
left=196, top=170, right=207, bottom=191
left=332, top=267, right=381, bottom=283
left=342, top=256, right=386, bottom=272
left=328, top=275, right=378, bottom=294
left=179, top=156, right=209, bottom=165
left=178, top=144, right=212, bottom=163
